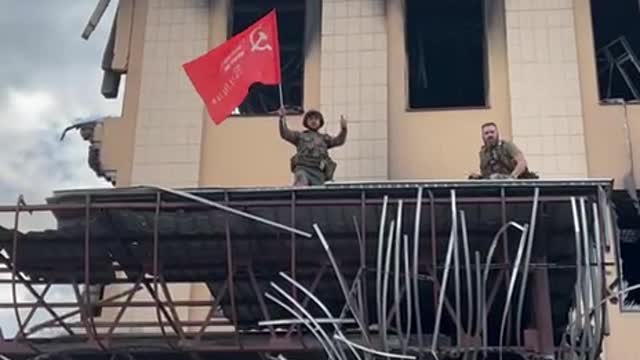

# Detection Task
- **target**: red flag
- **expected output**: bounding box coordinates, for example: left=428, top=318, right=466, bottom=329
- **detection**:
left=183, top=10, right=281, bottom=124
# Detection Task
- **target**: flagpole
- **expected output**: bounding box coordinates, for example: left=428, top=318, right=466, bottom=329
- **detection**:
left=278, top=83, right=285, bottom=110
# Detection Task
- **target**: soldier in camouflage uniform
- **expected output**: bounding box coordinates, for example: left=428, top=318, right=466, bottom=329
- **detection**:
left=470, top=122, right=538, bottom=180
left=279, top=108, right=348, bottom=186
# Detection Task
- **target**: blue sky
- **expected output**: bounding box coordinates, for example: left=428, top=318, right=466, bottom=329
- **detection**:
left=0, top=1, right=121, bottom=337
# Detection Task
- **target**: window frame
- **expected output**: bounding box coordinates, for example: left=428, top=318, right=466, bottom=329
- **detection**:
left=403, top=0, right=491, bottom=112
left=227, top=0, right=309, bottom=117
left=588, top=0, right=640, bottom=105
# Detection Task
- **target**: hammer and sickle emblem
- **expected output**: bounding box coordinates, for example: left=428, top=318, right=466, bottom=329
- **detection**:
left=250, top=27, right=272, bottom=52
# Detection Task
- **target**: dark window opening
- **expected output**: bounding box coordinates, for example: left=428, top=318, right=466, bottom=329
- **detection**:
left=619, top=229, right=640, bottom=309
left=230, top=0, right=306, bottom=115
left=590, top=0, right=640, bottom=102
left=405, top=0, right=487, bottom=109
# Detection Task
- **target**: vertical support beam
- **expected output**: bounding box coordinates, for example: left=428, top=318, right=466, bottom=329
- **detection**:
left=152, top=192, right=168, bottom=338
left=11, top=195, right=25, bottom=339
left=429, top=191, right=438, bottom=311
left=360, top=190, right=370, bottom=333
left=72, top=281, right=96, bottom=343
left=500, top=187, right=513, bottom=345
left=83, top=194, right=102, bottom=347
left=290, top=191, right=297, bottom=300
left=224, top=191, right=240, bottom=345
left=531, top=261, right=555, bottom=357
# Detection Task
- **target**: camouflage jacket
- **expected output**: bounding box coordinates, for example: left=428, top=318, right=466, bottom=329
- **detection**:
left=279, top=117, right=347, bottom=179
left=479, top=140, right=520, bottom=177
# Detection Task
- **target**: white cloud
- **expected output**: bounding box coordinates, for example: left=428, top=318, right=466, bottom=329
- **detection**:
left=3, top=89, right=57, bottom=131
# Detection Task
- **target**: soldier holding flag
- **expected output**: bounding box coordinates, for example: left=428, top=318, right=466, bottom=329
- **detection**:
left=279, top=108, right=348, bottom=186
left=184, top=9, right=349, bottom=187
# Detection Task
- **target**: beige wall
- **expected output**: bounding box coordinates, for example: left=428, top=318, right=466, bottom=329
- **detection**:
left=505, top=0, right=588, bottom=178
left=574, top=0, right=640, bottom=189
left=96, top=0, right=149, bottom=186
left=386, top=0, right=512, bottom=180
left=320, top=0, right=389, bottom=181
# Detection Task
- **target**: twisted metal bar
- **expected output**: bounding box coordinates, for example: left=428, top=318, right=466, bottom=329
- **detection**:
left=393, top=201, right=405, bottom=346
left=515, top=187, right=540, bottom=346
left=411, top=187, right=424, bottom=355
left=381, top=220, right=396, bottom=355
left=148, top=186, right=312, bottom=238
left=264, top=292, right=337, bottom=360
left=498, top=224, right=529, bottom=360
left=269, top=283, right=344, bottom=360
left=376, top=196, right=389, bottom=354
left=431, top=190, right=458, bottom=352
left=460, top=211, right=474, bottom=340
left=314, top=225, right=372, bottom=345
left=481, top=221, right=526, bottom=353
left=277, top=272, right=355, bottom=360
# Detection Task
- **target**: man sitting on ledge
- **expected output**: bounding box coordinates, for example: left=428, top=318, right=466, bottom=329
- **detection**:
left=469, top=122, right=539, bottom=180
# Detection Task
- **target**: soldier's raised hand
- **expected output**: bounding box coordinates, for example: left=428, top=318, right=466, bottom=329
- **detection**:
left=339, top=114, right=347, bottom=128
left=277, top=106, right=286, bottom=118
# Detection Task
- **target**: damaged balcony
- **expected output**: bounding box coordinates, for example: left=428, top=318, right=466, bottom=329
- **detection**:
left=0, top=179, right=618, bottom=360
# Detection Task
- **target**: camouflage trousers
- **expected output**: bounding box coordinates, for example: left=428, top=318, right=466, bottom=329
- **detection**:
left=293, top=165, right=326, bottom=186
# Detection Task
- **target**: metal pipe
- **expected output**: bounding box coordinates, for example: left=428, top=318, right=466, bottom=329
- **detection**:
left=270, top=282, right=351, bottom=360
left=474, top=251, right=483, bottom=360
left=11, top=195, right=25, bottom=339
left=429, top=190, right=438, bottom=311
left=394, top=201, right=404, bottom=346
left=334, top=333, right=417, bottom=360
left=482, top=221, right=526, bottom=353
left=359, top=190, right=370, bottom=338
left=71, top=281, right=95, bottom=344
left=412, top=187, right=424, bottom=354
left=152, top=192, right=168, bottom=340
left=290, top=190, right=297, bottom=303
left=381, top=220, right=396, bottom=354
left=278, top=272, right=352, bottom=360
left=223, top=191, right=240, bottom=344
left=83, top=194, right=101, bottom=346
left=460, top=210, right=474, bottom=342
left=0, top=194, right=595, bottom=213
left=570, top=197, right=585, bottom=357
left=453, top=211, right=462, bottom=348
left=431, top=190, right=458, bottom=352
left=376, top=195, right=389, bottom=340
left=515, top=187, right=540, bottom=346
left=498, top=225, right=529, bottom=360
left=402, top=233, right=412, bottom=353
left=579, top=198, right=595, bottom=358
left=148, top=186, right=312, bottom=238
left=314, top=225, right=372, bottom=345
left=590, top=202, right=604, bottom=360
left=259, top=319, right=356, bottom=327
left=265, top=292, right=337, bottom=360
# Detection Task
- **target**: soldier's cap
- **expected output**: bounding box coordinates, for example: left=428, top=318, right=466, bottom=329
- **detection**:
left=303, top=110, right=324, bottom=129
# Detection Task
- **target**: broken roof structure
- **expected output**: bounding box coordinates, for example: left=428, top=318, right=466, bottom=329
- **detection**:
left=0, top=179, right=626, bottom=360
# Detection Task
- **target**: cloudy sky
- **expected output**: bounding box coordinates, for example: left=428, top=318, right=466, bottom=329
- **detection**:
left=0, top=1, right=121, bottom=230
left=0, top=1, right=121, bottom=337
